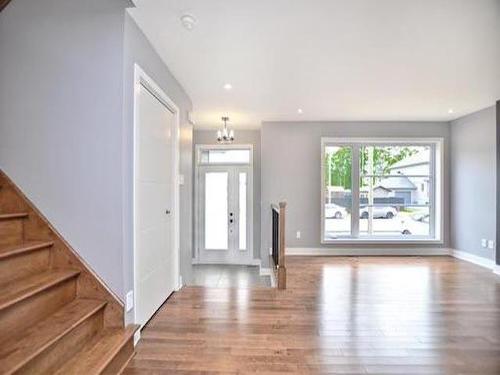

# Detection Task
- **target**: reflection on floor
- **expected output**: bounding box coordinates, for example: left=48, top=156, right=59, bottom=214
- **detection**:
left=191, top=264, right=271, bottom=288
left=127, top=257, right=500, bottom=374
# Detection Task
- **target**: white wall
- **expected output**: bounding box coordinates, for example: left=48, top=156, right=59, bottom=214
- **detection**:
left=261, top=121, right=450, bottom=266
left=450, top=105, right=496, bottom=260
left=193, top=129, right=261, bottom=261
left=0, top=0, right=130, bottom=296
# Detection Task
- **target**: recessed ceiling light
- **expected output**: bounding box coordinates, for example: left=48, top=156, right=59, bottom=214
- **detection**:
left=180, top=14, right=197, bottom=30
left=297, top=108, right=303, bottom=114
left=223, top=83, right=232, bottom=90
left=448, top=108, right=454, bottom=114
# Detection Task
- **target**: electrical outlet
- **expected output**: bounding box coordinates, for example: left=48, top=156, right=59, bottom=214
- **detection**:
left=488, top=240, right=495, bottom=249
left=269, top=247, right=272, bottom=255
left=126, top=290, right=134, bottom=312
left=296, top=231, right=301, bottom=239
left=481, top=239, right=487, bottom=248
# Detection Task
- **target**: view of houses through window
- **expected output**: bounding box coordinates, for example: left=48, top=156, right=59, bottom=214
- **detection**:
left=322, top=139, right=438, bottom=241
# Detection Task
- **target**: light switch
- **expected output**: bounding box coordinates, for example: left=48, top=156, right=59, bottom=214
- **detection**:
left=481, top=239, right=487, bottom=248
left=296, top=231, right=301, bottom=239
left=488, top=240, right=495, bottom=249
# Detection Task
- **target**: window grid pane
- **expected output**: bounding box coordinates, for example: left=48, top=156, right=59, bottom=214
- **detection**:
left=323, top=141, right=437, bottom=241
left=200, top=149, right=250, bottom=164
left=324, top=146, right=352, bottom=239
left=204, top=172, right=228, bottom=249
left=239, top=173, right=247, bottom=250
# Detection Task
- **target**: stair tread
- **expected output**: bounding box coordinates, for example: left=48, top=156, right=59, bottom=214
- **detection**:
left=0, top=269, right=80, bottom=311
left=0, top=213, right=28, bottom=221
left=54, top=325, right=138, bottom=374
left=0, top=241, right=54, bottom=259
left=0, top=298, right=107, bottom=374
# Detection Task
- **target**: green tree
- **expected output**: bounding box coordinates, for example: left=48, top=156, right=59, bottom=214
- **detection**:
left=360, top=146, right=417, bottom=175
left=325, top=147, right=352, bottom=189
left=325, top=146, right=419, bottom=190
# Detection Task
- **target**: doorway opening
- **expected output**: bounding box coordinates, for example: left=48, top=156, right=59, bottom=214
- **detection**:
left=194, top=145, right=255, bottom=266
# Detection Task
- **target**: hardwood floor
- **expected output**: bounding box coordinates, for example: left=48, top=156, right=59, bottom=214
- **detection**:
left=125, top=256, right=500, bottom=374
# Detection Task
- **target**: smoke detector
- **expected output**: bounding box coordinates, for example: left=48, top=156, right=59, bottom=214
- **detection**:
left=180, top=14, right=197, bottom=30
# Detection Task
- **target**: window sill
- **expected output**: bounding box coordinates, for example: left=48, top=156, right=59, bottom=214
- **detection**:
left=321, top=238, right=443, bottom=245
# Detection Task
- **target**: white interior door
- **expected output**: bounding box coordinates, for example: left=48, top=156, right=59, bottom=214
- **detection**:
left=198, top=165, right=252, bottom=264
left=134, top=82, right=176, bottom=327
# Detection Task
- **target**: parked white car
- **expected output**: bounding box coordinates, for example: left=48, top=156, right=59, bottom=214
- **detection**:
left=325, top=203, right=347, bottom=219
left=360, top=206, right=397, bottom=219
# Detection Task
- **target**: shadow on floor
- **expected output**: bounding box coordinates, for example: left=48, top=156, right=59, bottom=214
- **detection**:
left=190, top=264, right=271, bottom=288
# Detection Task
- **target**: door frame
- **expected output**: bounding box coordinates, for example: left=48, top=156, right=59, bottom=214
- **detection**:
left=193, top=144, right=255, bottom=265
left=132, top=64, right=181, bottom=328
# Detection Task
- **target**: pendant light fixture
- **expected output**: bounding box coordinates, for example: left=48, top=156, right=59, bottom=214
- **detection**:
left=216, top=116, right=234, bottom=143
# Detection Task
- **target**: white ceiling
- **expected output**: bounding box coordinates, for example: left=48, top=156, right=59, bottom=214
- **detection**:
left=129, top=0, right=500, bottom=129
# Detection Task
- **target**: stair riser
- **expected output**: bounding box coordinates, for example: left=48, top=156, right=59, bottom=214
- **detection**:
left=0, top=278, right=77, bottom=342
left=15, top=307, right=105, bottom=375
left=0, top=249, right=51, bottom=284
left=0, top=219, right=23, bottom=247
left=103, top=339, right=135, bottom=375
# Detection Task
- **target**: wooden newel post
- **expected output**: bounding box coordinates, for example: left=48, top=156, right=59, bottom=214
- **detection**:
left=278, top=201, right=286, bottom=289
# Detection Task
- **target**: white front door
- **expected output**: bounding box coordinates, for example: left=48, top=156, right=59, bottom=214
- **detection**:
left=134, top=79, right=177, bottom=327
left=198, top=164, right=252, bottom=264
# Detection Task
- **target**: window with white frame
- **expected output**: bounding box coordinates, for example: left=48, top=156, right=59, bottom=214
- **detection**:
left=321, top=138, right=443, bottom=242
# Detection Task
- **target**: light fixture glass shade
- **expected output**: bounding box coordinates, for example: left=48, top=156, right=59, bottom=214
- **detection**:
left=216, top=116, right=235, bottom=143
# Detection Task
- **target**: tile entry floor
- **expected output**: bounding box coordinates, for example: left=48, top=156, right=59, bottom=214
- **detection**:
left=191, top=264, right=271, bottom=288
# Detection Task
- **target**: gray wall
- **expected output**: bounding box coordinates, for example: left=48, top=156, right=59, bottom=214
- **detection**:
left=261, top=121, right=450, bottom=266
left=451, top=106, right=496, bottom=260
left=193, top=129, right=261, bottom=262
left=497, top=101, right=500, bottom=266
left=0, top=0, right=130, bottom=296
left=0, top=0, right=194, bottom=310
left=122, top=13, right=193, bottom=322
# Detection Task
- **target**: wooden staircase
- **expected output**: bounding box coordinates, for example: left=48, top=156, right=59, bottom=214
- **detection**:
left=0, top=0, right=12, bottom=13
left=0, top=170, right=138, bottom=374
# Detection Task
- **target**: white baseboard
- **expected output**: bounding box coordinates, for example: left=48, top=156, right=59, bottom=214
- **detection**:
left=494, top=265, right=500, bottom=276
left=286, top=247, right=451, bottom=256
left=133, top=330, right=141, bottom=346
left=451, top=249, right=495, bottom=270
left=450, top=249, right=500, bottom=277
